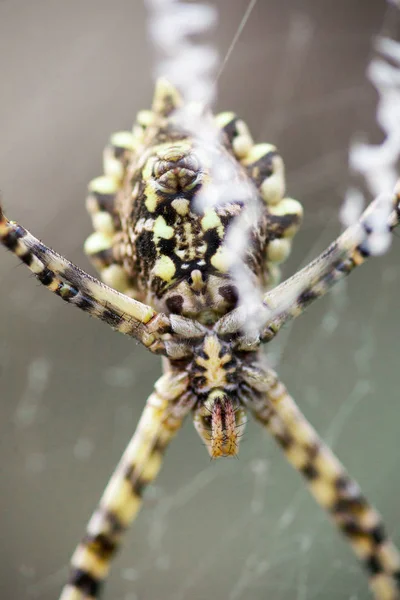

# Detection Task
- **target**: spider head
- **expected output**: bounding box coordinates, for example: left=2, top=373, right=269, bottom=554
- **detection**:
left=193, top=390, right=247, bottom=458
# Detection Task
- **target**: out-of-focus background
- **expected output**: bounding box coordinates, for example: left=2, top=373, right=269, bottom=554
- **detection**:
left=0, top=1, right=399, bottom=599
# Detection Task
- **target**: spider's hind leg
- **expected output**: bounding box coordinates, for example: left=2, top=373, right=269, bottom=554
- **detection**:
left=59, top=370, right=193, bottom=600
left=244, top=367, right=400, bottom=600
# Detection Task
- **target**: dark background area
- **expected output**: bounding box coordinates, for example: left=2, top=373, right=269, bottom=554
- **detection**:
left=1, top=1, right=399, bottom=599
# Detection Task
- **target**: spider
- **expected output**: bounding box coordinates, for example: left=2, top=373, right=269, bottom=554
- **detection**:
left=1, top=78, right=400, bottom=600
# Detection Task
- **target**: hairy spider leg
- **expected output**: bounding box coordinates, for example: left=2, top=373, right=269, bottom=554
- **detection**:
left=0, top=203, right=170, bottom=353
left=59, top=370, right=193, bottom=600
left=244, top=368, right=400, bottom=600
left=259, top=183, right=400, bottom=342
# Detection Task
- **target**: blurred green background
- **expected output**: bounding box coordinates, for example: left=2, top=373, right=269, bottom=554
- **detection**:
left=0, top=1, right=399, bottom=599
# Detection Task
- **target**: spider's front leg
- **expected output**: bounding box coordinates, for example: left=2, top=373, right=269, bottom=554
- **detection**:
left=242, top=366, right=400, bottom=600
left=59, top=369, right=194, bottom=600
left=0, top=202, right=170, bottom=353
left=259, top=182, right=400, bottom=342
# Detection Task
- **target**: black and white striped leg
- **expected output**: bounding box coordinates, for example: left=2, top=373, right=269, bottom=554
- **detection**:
left=242, top=366, right=400, bottom=600
left=260, top=182, right=400, bottom=342
left=0, top=203, right=170, bottom=353
left=59, top=370, right=193, bottom=600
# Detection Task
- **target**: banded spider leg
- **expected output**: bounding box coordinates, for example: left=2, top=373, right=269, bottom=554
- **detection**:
left=242, top=365, right=400, bottom=600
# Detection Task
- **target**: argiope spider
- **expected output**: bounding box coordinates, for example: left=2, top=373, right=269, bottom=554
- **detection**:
left=1, top=77, right=400, bottom=600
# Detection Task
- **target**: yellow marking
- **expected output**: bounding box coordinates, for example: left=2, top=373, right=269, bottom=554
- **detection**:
left=141, top=451, right=163, bottom=481
left=309, top=478, right=336, bottom=509
left=233, top=134, right=253, bottom=159
left=153, top=215, right=174, bottom=240
left=346, top=535, right=373, bottom=558
left=370, top=575, right=399, bottom=600
left=84, top=232, right=112, bottom=255
left=215, top=111, right=236, bottom=128
left=155, top=372, right=189, bottom=399
left=15, top=244, right=27, bottom=257
left=260, top=156, right=285, bottom=205
left=132, top=123, right=145, bottom=146
left=378, top=542, right=400, bottom=570
left=201, top=209, right=223, bottom=237
left=48, top=279, right=60, bottom=292
left=269, top=198, right=303, bottom=218
left=171, top=197, right=190, bottom=215
left=181, top=221, right=198, bottom=261
left=110, top=130, right=135, bottom=150
left=92, top=212, right=115, bottom=235
left=103, top=156, right=124, bottom=180
left=89, top=175, right=118, bottom=195
left=152, top=77, right=183, bottom=114
left=242, top=143, right=276, bottom=165
left=136, top=110, right=154, bottom=128
left=197, top=336, right=231, bottom=389
left=102, top=477, right=141, bottom=527
left=142, top=155, right=155, bottom=182
left=352, top=249, right=365, bottom=266
left=86, top=281, right=155, bottom=323
left=267, top=238, right=292, bottom=264
left=144, top=184, right=159, bottom=213
left=101, top=265, right=130, bottom=292
left=285, top=446, right=308, bottom=469
left=190, top=269, right=204, bottom=292
left=29, top=256, right=46, bottom=274
left=313, top=450, right=341, bottom=480
left=72, top=545, right=109, bottom=579
left=59, top=585, right=94, bottom=600
left=210, top=246, right=231, bottom=273
left=290, top=417, right=316, bottom=446
left=143, top=156, right=160, bottom=212
left=152, top=255, right=176, bottom=281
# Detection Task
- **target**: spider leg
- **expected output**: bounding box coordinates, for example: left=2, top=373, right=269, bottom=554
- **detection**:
left=59, top=370, right=194, bottom=600
left=243, top=366, right=400, bottom=600
left=0, top=203, right=170, bottom=353
left=258, top=183, right=400, bottom=342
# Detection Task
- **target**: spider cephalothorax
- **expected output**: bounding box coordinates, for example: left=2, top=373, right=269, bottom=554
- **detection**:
left=179, top=329, right=248, bottom=457
left=2, top=77, right=400, bottom=600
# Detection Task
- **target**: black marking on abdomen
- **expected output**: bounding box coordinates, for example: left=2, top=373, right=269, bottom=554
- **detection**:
left=91, top=191, right=116, bottom=214
left=245, top=151, right=277, bottom=187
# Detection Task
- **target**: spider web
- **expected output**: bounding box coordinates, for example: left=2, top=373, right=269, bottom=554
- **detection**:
left=0, top=2, right=399, bottom=600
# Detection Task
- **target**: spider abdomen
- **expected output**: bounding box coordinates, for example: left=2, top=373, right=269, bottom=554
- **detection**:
left=84, top=80, right=304, bottom=325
